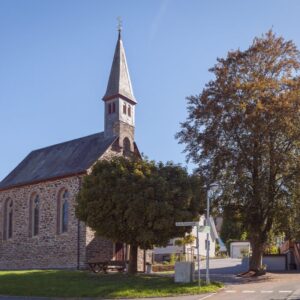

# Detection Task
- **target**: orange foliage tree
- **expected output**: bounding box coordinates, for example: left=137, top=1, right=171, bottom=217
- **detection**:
left=177, top=31, right=300, bottom=271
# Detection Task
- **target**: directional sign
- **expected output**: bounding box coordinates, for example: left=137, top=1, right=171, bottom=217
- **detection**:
left=175, top=222, right=199, bottom=227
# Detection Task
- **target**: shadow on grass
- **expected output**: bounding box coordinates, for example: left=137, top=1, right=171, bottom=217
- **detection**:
left=0, top=270, right=222, bottom=298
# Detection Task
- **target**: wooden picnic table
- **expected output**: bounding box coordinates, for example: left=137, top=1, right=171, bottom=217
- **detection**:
left=88, top=260, right=126, bottom=273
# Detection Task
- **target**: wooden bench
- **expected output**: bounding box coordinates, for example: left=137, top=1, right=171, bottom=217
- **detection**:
left=88, top=260, right=126, bottom=273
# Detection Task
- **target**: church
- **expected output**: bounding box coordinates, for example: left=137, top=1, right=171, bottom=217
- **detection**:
left=0, top=29, right=150, bottom=271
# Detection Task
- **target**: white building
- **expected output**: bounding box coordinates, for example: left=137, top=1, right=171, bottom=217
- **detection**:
left=154, top=216, right=219, bottom=262
left=230, top=241, right=251, bottom=258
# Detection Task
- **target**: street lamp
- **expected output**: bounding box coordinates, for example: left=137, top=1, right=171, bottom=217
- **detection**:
left=206, top=191, right=210, bottom=284
left=206, top=183, right=218, bottom=285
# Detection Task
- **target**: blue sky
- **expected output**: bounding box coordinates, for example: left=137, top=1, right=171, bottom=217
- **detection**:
left=1, top=0, right=300, bottom=180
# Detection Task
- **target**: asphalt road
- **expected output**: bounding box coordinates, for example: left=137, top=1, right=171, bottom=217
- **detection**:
left=208, top=273, right=300, bottom=300
left=198, top=257, right=249, bottom=283
left=0, top=259, right=299, bottom=300
left=198, top=258, right=300, bottom=299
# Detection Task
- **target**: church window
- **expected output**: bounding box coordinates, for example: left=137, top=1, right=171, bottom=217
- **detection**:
left=112, top=102, right=116, bottom=113
left=57, top=189, right=69, bottom=234
left=128, top=105, right=131, bottom=117
left=3, top=198, right=13, bottom=240
left=61, top=190, right=69, bottom=233
left=123, top=137, right=131, bottom=153
left=29, top=194, right=40, bottom=237
left=123, top=103, right=127, bottom=114
left=108, top=103, right=112, bottom=114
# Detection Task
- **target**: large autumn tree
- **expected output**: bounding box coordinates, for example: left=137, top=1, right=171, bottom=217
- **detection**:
left=76, top=156, right=205, bottom=274
left=176, top=31, right=300, bottom=271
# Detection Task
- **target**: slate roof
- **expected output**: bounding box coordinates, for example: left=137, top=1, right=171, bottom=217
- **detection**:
left=102, top=31, right=136, bottom=104
left=0, top=132, right=117, bottom=190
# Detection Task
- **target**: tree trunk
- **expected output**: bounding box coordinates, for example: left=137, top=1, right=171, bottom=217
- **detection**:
left=128, top=244, right=138, bottom=274
left=250, top=240, right=264, bottom=271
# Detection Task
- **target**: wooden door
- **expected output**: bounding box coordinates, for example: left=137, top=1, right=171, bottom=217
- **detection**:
left=114, top=242, right=125, bottom=261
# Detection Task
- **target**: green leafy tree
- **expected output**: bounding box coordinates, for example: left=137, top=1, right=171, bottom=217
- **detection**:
left=278, top=177, right=300, bottom=241
left=174, top=234, right=196, bottom=247
left=220, top=205, right=245, bottom=245
left=75, top=157, right=205, bottom=274
left=176, top=31, right=300, bottom=271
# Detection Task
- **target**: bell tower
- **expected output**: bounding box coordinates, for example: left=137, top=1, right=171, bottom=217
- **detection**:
left=102, top=26, right=137, bottom=153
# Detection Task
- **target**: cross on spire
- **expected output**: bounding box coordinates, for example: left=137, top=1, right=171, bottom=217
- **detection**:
left=117, top=16, right=122, bottom=39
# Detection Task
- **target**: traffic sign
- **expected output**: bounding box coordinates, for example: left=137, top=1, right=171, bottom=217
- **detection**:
left=175, top=222, right=199, bottom=227
left=198, top=225, right=210, bottom=233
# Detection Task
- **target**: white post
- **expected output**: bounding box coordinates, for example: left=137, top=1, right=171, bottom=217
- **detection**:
left=248, top=243, right=251, bottom=269
left=206, top=193, right=210, bottom=284
left=196, top=225, right=201, bottom=286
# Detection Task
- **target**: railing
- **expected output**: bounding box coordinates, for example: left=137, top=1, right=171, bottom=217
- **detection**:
left=293, top=242, right=300, bottom=268
left=279, top=240, right=300, bottom=269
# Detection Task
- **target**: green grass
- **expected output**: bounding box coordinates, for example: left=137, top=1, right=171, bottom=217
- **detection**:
left=0, top=270, right=223, bottom=298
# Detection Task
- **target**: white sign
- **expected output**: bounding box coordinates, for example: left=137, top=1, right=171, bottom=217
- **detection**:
left=175, top=222, right=199, bottom=227
left=199, top=225, right=210, bottom=233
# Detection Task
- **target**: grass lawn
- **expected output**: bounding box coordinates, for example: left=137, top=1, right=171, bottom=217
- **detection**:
left=0, top=270, right=223, bottom=298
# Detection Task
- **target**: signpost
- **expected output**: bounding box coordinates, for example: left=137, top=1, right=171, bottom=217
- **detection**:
left=175, top=222, right=210, bottom=287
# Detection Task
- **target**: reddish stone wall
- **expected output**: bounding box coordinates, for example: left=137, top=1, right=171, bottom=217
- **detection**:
left=85, top=227, right=114, bottom=263
left=0, top=144, right=152, bottom=271
left=0, top=176, right=84, bottom=269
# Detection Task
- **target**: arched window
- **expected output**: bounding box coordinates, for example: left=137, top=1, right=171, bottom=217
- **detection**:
left=112, top=102, right=116, bottom=113
left=3, top=198, right=13, bottom=240
left=123, top=137, right=131, bottom=153
left=108, top=103, right=112, bottom=114
left=128, top=105, right=131, bottom=117
left=29, top=194, right=40, bottom=237
left=123, top=103, right=127, bottom=114
left=57, top=189, right=69, bottom=234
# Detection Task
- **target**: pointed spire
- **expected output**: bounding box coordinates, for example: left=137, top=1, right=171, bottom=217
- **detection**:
left=102, top=25, right=137, bottom=104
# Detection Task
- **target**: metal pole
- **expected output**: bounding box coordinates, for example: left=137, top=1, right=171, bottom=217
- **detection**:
left=196, top=225, right=201, bottom=286
left=206, top=190, right=210, bottom=284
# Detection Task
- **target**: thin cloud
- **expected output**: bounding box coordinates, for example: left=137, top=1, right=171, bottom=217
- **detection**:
left=148, top=0, right=170, bottom=45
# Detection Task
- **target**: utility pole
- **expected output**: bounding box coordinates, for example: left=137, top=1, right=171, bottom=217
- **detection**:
left=196, top=225, right=201, bottom=287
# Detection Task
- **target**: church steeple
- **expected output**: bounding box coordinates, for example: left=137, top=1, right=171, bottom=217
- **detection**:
left=103, top=27, right=136, bottom=153
left=102, top=27, right=136, bottom=104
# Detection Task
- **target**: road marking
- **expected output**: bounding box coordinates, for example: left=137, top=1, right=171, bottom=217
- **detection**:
left=279, top=290, right=293, bottom=293
left=261, top=290, right=273, bottom=293
left=225, top=290, right=237, bottom=293
left=242, top=290, right=255, bottom=293
left=198, top=293, right=217, bottom=300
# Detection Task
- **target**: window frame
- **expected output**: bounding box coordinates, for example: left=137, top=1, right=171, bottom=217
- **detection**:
left=29, top=193, right=40, bottom=237
left=3, top=198, right=13, bottom=240
left=57, top=189, right=69, bottom=234
left=128, top=105, right=131, bottom=117
left=123, top=137, right=131, bottom=153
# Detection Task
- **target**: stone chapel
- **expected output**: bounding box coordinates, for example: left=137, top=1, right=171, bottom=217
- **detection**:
left=0, top=30, right=150, bottom=270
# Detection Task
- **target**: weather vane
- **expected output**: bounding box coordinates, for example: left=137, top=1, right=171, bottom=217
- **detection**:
left=117, top=16, right=122, bottom=33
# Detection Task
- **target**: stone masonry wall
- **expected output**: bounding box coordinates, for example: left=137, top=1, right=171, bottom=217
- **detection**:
left=85, top=227, right=114, bottom=263
left=0, top=143, right=151, bottom=271
left=0, top=176, right=83, bottom=269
